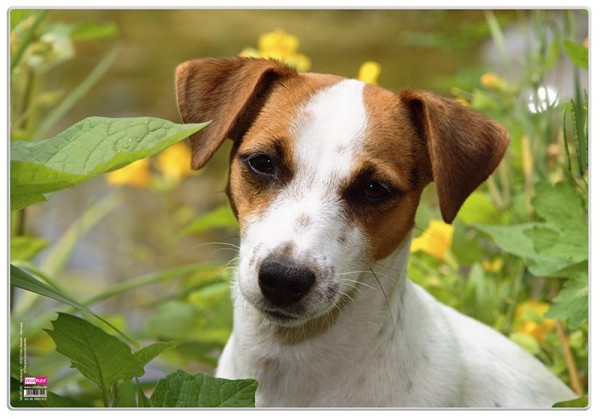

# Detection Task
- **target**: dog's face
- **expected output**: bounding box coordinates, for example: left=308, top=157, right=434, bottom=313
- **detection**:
left=176, top=58, right=509, bottom=326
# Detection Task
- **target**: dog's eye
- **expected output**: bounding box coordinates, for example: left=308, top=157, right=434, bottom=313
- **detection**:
left=362, top=181, right=392, bottom=202
left=246, top=154, right=276, bottom=176
left=344, top=176, right=401, bottom=209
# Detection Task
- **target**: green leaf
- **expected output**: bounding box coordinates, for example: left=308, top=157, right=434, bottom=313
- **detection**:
left=10, top=236, right=49, bottom=261
left=553, top=396, right=588, bottom=408
left=10, top=193, right=50, bottom=210
left=546, top=272, right=588, bottom=328
left=10, top=264, right=140, bottom=348
left=456, top=191, right=506, bottom=225
left=44, top=313, right=145, bottom=394
left=10, top=117, right=208, bottom=210
left=524, top=225, right=587, bottom=266
left=530, top=181, right=587, bottom=234
left=474, top=223, right=574, bottom=276
left=563, top=40, right=588, bottom=69
left=182, top=205, right=238, bottom=236
left=10, top=9, right=31, bottom=31
left=150, top=369, right=257, bottom=407
left=11, top=265, right=93, bottom=314
left=133, top=341, right=184, bottom=367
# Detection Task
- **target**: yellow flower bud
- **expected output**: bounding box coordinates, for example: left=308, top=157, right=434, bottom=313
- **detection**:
left=357, top=61, right=381, bottom=85
left=480, top=72, right=502, bottom=90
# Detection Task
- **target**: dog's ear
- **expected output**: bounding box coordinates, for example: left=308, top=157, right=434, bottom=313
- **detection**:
left=400, top=90, right=509, bottom=223
left=175, top=57, right=297, bottom=169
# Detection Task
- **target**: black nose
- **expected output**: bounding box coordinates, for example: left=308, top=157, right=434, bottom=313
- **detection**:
left=258, top=257, right=316, bottom=308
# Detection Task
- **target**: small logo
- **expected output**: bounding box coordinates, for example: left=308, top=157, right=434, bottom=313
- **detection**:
left=24, top=377, right=36, bottom=386
left=24, top=376, right=47, bottom=386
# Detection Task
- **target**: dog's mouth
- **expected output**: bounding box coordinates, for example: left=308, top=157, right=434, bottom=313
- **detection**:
left=262, top=308, right=301, bottom=324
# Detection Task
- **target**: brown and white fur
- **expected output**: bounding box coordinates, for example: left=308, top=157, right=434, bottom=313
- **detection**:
left=175, top=57, right=576, bottom=408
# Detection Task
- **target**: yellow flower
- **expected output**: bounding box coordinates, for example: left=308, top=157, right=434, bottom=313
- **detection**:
left=240, top=28, right=311, bottom=72
left=514, top=300, right=556, bottom=344
left=482, top=257, right=503, bottom=273
left=411, top=220, right=454, bottom=260
left=357, top=61, right=381, bottom=85
left=455, top=97, right=470, bottom=107
left=105, top=158, right=151, bottom=187
left=259, top=28, right=299, bottom=57
left=155, top=142, right=193, bottom=181
left=480, top=72, right=502, bottom=90
left=583, top=37, right=588, bottom=49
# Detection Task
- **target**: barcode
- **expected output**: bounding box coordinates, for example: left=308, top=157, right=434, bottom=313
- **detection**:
left=23, top=388, right=47, bottom=398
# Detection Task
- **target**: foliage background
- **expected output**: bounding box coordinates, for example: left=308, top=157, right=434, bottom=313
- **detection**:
left=9, top=9, right=588, bottom=407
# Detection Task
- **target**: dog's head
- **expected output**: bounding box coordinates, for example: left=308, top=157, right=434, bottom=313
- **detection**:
left=176, top=57, right=509, bottom=326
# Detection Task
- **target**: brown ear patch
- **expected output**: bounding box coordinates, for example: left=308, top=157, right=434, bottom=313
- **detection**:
left=399, top=90, right=510, bottom=223
left=175, top=57, right=297, bottom=169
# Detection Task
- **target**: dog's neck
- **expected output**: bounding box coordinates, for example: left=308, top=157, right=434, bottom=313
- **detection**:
left=231, top=234, right=414, bottom=349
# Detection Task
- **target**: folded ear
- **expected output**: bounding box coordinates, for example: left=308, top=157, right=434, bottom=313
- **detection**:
left=400, top=90, right=510, bottom=223
left=175, top=57, right=297, bottom=169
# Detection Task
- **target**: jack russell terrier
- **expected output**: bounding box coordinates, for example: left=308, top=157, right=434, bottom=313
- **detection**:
left=175, top=57, right=576, bottom=407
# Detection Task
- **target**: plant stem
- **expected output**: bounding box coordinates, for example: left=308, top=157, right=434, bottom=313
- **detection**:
left=556, top=320, right=583, bottom=395
left=34, top=46, right=122, bottom=139
left=10, top=10, right=48, bottom=71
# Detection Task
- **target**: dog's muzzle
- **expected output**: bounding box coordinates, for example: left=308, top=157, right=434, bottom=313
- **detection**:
left=258, top=256, right=316, bottom=309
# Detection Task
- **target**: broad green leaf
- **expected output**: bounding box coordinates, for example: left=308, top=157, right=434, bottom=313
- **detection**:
left=10, top=193, right=50, bottom=210
left=546, top=272, right=588, bottom=328
left=10, top=117, right=208, bottom=210
left=133, top=341, right=184, bottom=367
left=10, top=236, right=49, bottom=261
left=45, top=313, right=145, bottom=392
left=474, top=223, right=573, bottom=276
left=563, top=40, right=588, bottom=70
left=182, top=205, right=238, bottom=236
left=530, top=181, right=587, bottom=234
left=150, top=369, right=257, bottom=407
left=524, top=225, right=587, bottom=265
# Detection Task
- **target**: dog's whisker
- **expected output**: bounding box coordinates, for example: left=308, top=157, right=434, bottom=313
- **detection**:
left=225, top=257, right=241, bottom=267
left=186, top=241, right=241, bottom=251
left=335, top=275, right=377, bottom=293
left=369, top=268, right=395, bottom=327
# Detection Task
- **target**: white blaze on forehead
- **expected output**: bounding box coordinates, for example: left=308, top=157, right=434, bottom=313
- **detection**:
left=293, top=79, right=368, bottom=184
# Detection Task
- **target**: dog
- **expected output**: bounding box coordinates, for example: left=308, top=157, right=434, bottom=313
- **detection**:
left=175, top=57, right=577, bottom=407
